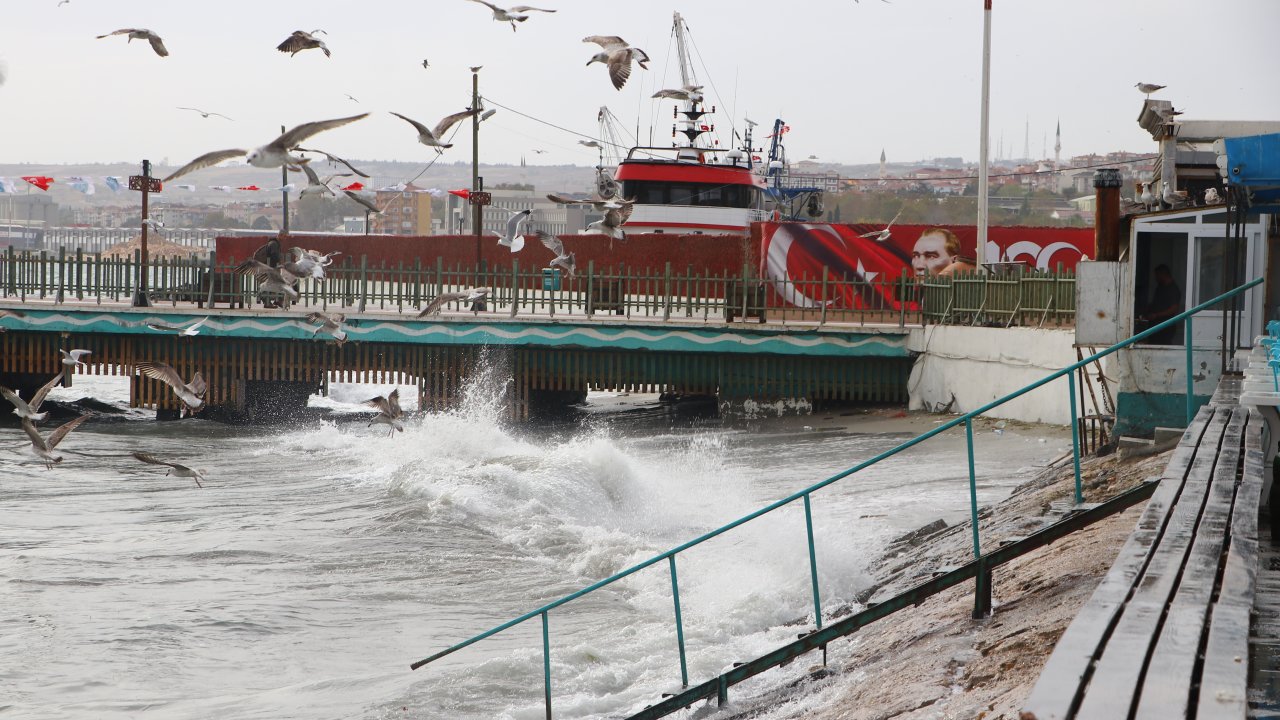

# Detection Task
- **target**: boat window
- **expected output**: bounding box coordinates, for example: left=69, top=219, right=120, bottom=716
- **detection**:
left=621, top=180, right=757, bottom=209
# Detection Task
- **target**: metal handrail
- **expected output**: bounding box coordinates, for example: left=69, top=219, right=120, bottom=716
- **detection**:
left=408, top=276, right=1263, bottom=718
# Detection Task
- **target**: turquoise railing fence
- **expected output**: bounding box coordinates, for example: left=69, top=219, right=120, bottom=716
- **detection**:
left=408, top=276, right=1263, bottom=719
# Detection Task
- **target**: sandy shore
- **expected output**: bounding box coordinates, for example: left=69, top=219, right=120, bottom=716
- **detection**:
left=704, top=434, right=1171, bottom=720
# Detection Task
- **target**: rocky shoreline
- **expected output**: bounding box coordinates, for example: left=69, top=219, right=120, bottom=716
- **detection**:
left=713, top=443, right=1172, bottom=720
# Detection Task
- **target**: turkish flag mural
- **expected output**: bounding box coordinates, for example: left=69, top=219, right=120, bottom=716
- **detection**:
left=759, top=222, right=1094, bottom=309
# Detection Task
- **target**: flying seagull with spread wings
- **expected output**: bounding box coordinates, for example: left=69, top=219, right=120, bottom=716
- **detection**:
left=22, top=415, right=90, bottom=469
left=366, top=389, right=405, bottom=436
left=135, top=361, right=207, bottom=413
left=465, top=0, right=557, bottom=31
left=277, top=30, right=330, bottom=58
left=162, top=113, right=368, bottom=182
left=389, top=109, right=481, bottom=153
left=584, top=36, right=649, bottom=90
left=0, top=374, right=63, bottom=423
left=131, top=451, right=206, bottom=488
left=417, top=287, right=491, bottom=317
left=96, top=28, right=169, bottom=57
left=498, top=209, right=531, bottom=252
left=178, top=107, right=232, bottom=120
left=859, top=209, right=902, bottom=242
left=536, top=231, right=576, bottom=278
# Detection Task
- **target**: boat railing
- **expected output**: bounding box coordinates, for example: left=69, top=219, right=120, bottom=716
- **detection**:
left=405, top=278, right=1262, bottom=719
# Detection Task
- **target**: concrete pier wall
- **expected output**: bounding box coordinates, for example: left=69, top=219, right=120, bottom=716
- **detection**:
left=907, top=326, right=1096, bottom=426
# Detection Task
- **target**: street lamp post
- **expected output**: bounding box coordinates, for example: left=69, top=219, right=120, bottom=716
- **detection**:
left=128, top=159, right=161, bottom=307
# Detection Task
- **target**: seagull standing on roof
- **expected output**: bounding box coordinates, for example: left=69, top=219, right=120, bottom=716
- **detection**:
left=584, top=36, right=650, bottom=90
left=277, top=30, right=330, bottom=57
left=465, top=0, right=557, bottom=32
left=1140, top=181, right=1155, bottom=211
left=96, top=28, right=168, bottom=57
left=389, top=110, right=481, bottom=153
left=498, top=209, right=531, bottom=252
left=162, top=114, right=369, bottom=182
left=1136, top=82, right=1165, bottom=98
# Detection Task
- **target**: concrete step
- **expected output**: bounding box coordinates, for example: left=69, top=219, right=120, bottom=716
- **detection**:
left=1154, top=426, right=1186, bottom=444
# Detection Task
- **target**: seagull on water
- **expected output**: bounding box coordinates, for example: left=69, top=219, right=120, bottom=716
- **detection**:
left=96, top=28, right=169, bottom=57
left=305, top=311, right=348, bottom=344
left=1136, top=82, right=1165, bottom=98
left=366, top=389, right=404, bottom=436
left=178, top=107, right=232, bottom=120
left=135, top=361, right=207, bottom=413
left=859, top=209, right=902, bottom=242
left=61, top=349, right=91, bottom=368
left=162, top=113, right=368, bottom=183
left=277, top=30, right=330, bottom=58
left=536, top=231, right=576, bottom=278
left=389, top=109, right=481, bottom=153
left=465, top=0, right=557, bottom=32
left=131, top=451, right=206, bottom=488
left=0, top=374, right=64, bottom=423
left=584, top=36, right=650, bottom=90
left=145, top=316, right=209, bottom=336
left=498, top=209, right=531, bottom=252
left=22, top=415, right=90, bottom=469
left=417, top=287, right=491, bottom=317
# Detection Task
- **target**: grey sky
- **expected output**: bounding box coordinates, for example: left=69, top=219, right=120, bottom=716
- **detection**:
left=2, top=0, right=1277, bottom=175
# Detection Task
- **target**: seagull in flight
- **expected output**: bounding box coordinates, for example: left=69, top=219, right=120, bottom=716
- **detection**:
left=162, top=113, right=368, bottom=182
left=417, top=287, right=491, bottom=317
left=131, top=451, right=206, bottom=488
left=144, top=316, right=209, bottom=336
left=96, top=28, right=169, bottom=57
left=1136, top=82, right=1165, bottom=98
left=22, top=415, right=90, bottom=469
left=135, top=361, right=207, bottom=412
left=578, top=140, right=602, bottom=149
left=61, top=349, right=91, bottom=368
left=546, top=193, right=633, bottom=212
left=584, top=36, right=650, bottom=90
left=0, top=374, right=64, bottom=423
left=536, top=231, right=576, bottom=278
left=465, top=0, right=557, bottom=32
left=498, top=209, right=531, bottom=252
left=345, top=93, right=360, bottom=103
left=651, top=85, right=704, bottom=103
left=587, top=202, right=632, bottom=242
left=234, top=260, right=301, bottom=301
left=277, top=30, right=330, bottom=58
left=294, top=147, right=370, bottom=177
left=859, top=209, right=902, bottom=242
left=366, top=389, right=405, bottom=436
left=389, top=109, right=481, bottom=153
left=342, top=186, right=381, bottom=214
left=305, top=311, right=348, bottom=344
left=422, top=59, right=430, bottom=69
left=178, top=107, right=232, bottom=120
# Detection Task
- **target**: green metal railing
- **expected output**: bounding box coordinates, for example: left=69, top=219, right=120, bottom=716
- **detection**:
left=920, top=269, right=1076, bottom=328
left=1, top=247, right=1077, bottom=329
left=407, top=276, right=1262, bottom=719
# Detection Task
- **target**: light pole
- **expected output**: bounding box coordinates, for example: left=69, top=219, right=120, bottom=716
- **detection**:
left=472, top=68, right=483, bottom=286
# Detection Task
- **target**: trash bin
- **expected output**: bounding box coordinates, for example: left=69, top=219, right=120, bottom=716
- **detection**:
left=542, top=268, right=561, bottom=291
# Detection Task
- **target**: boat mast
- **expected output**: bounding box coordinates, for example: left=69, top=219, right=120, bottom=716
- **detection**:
left=671, top=12, right=710, bottom=160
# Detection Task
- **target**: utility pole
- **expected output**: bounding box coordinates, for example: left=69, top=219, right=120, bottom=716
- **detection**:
left=128, top=159, right=161, bottom=307
left=281, top=125, right=290, bottom=236
left=472, top=68, right=483, bottom=285
left=977, top=0, right=993, bottom=266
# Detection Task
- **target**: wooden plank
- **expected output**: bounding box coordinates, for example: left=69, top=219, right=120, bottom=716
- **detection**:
left=1073, top=407, right=1232, bottom=719
left=1023, top=405, right=1221, bottom=719
left=1133, top=408, right=1248, bottom=719
left=1196, top=603, right=1252, bottom=718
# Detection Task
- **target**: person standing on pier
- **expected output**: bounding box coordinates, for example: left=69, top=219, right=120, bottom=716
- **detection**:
left=252, top=237, right=284, bottom=308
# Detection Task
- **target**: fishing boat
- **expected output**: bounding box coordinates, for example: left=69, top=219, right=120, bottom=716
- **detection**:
left=600, top=12, right=821, bottom=236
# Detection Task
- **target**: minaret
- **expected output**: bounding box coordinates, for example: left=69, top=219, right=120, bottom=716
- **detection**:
left=1023, top=116, right=1030, bottom=162
left=1054, top=119, right=1061, bottom=170
left=879, top=148, right=887, bottom=180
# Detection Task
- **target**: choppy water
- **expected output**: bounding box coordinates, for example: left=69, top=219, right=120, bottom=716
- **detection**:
left=1, top=370, right=1067, bottom=719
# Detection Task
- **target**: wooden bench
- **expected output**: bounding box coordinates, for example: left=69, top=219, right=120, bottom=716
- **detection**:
left=1021, top=378, right=1264, bottom=719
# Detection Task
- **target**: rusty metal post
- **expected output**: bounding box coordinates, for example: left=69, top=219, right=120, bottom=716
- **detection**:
left=131, top=159, right=154, bottom=307
left=1093, top=168, right=1122, bottom=261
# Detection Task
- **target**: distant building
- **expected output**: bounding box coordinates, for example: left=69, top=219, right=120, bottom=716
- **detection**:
left=448, top=187, right=584, bottom=236
left=371, top=183, right=433, bottom=235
